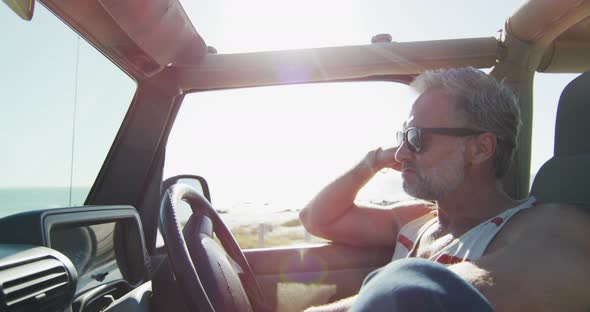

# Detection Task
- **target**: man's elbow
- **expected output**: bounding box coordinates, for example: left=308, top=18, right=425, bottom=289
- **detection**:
left=299, top=208, right=321, bottom=236
left=298, top=206, right=310, bottom=226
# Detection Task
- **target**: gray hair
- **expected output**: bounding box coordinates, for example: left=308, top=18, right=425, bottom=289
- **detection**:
left=410, top=67, right=521, bottom=178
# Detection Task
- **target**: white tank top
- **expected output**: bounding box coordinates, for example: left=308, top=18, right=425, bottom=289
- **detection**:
left=391, top=197, right=538, bottom=265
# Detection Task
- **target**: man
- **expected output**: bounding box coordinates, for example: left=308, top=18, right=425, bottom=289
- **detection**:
left=299, top=67, right=590, bottom=311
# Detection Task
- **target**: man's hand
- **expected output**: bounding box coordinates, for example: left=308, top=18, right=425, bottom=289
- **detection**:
left=367, top=147, right=402, bottom=173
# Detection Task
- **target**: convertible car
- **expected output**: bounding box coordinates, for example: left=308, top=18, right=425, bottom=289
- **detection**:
left=1, top=0, right=589, bottom=311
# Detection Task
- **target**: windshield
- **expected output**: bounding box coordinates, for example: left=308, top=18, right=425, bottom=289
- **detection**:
left=0, top=5, right=137, bottom=217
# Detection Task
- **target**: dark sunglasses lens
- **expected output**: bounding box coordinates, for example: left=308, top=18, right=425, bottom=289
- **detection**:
left=407, top=129, right=421, bottom=152
left=396, top=131, right=404, bottom=146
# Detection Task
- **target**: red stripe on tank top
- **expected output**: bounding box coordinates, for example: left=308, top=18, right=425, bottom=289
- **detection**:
left=436, top=254, right=465, bottom=265
left=490, top=217, right=504, bottom=227
left=398, top=234, right=414, bottom=251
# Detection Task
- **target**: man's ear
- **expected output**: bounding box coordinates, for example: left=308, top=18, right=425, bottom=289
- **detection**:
left=468, top=132, right=496, bottom=164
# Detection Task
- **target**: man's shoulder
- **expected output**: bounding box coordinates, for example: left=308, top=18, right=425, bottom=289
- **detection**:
left=387, top=200, right=436, bottom=227
left=489, top=202, right=590, bottom=251
left=386, top=199, right=437, bottom=213
left=513, top=202, right=590, bottom=232
left=469, top=203, right=590, bottom=311
left=355, top=200, right=435, bottom=238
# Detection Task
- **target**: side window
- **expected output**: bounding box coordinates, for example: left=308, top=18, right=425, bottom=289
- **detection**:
left=165, top=82, right=414, bottom=248
left=0, top=6, right=136, bottom=217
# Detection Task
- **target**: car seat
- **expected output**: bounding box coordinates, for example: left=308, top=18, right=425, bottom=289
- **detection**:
left=529, top=71, right=590, bottom=207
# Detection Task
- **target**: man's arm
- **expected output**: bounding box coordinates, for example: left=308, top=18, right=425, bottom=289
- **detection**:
left=299, top=147, right=431, bottom=246
left=449, top=204, right=590, bottom=311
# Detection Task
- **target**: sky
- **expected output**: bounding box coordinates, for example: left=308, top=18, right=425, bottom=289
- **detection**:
left=0, top=1, right=579, bottom=212
left=173, top=0, right=576, bottom=174
left=163, top=0, right=578, bottom=210
left=183, top=0, right=523, bottom=54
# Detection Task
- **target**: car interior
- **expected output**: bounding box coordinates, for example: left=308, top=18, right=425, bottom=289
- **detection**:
left=1, top=0, right=589, bottom=311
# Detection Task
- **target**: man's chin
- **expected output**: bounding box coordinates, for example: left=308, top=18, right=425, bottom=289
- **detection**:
left=402, top=183, right=419, bottom=198
left=402, top=183, right=435, bottom=201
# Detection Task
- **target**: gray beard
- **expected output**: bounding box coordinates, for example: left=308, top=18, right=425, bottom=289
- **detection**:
left=402, top=144, right=466, bottom=201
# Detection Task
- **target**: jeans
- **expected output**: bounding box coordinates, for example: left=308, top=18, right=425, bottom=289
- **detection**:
left=348, top=258, right=494, bottom=312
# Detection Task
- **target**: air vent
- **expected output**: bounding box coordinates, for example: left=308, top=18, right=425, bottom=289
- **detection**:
left=0, top=258, right=70, bottom=312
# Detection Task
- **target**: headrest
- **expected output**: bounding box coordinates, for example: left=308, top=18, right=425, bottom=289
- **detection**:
left=554, top=71, right=590, bottom=156
left=530, top=71, right=590, bottom=207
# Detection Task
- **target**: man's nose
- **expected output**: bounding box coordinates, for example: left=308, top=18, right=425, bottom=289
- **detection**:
left=395, top=141, right=413, bottom=163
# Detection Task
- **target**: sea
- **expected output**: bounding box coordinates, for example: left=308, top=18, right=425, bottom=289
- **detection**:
left=2, top=173, right=533, bottom=220
left=0, top=186, right=90, bottom=218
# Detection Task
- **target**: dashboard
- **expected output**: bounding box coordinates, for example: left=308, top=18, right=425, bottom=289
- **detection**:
left=0, top=206, right=149, bottom=312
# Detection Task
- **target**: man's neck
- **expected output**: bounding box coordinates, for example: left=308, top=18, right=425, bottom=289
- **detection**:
left=434, top=180, right=519, bottom=236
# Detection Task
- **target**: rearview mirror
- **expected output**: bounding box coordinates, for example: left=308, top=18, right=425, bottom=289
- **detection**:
left=162, top=174, right=212, bottom=203
left=3, top=0, right=34, bottom=21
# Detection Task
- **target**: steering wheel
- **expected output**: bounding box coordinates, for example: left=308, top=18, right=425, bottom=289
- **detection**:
left=159, top=184, right=268, bottom=312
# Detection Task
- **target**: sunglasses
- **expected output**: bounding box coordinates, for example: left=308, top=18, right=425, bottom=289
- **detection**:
left=396, top=127, right=485, bottom=153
